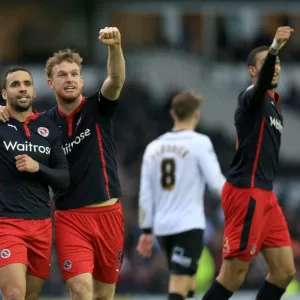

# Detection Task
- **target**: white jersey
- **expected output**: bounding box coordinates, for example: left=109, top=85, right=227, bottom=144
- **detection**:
left=139, top=130, right=225, bottom=236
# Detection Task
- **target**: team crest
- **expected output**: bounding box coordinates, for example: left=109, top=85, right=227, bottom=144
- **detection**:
left=223, top=237, right=230, bottom=254
left=63, top=260, right=72, bottom=270
left=0, top=248, right=11, bottom=259
left=37, top=127, right=50, bottom=137
left=116, top=249, right=123, bottom=269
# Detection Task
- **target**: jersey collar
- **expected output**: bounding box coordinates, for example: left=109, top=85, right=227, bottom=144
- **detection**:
left=57, top=96, right=86, bottom=118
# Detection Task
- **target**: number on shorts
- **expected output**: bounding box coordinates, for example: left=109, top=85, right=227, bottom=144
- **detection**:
left=161, top=158, right=176, bottom=190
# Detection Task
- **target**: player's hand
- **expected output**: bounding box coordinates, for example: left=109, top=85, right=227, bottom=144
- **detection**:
left=15, top=155, right=39, bottom=173
left=271, top=26, right=294, bottom=53
left=99, top=27, right=121, bottom=46
left=136, top=233, right=153, bottom=258
left=0, top=105, right=10, bottom=122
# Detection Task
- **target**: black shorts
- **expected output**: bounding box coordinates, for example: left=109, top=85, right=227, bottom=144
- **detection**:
left=157, top=229, right=204, bottom=276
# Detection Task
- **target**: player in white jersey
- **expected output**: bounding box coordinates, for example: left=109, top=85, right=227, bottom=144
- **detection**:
left=136, top=91, right=225, bottom=300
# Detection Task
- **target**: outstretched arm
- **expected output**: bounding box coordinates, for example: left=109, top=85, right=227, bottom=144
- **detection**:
left=100, top=27, right=125, bottom=101
left=244, top=26, right=293, bottom=109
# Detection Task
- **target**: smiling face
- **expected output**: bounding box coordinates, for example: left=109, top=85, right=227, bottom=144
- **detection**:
left=47, top=61, right=83, bottom=103
left=1, top=70, right=35, bottom=112
left=248, top=50, right=281, bottom=89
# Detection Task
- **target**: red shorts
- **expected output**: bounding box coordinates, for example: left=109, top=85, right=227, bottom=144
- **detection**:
left=54, top=202, right=124, bottom=283
left=0, top=218, right=52, bottom=278
left=222, top=182, right=291, bottom=261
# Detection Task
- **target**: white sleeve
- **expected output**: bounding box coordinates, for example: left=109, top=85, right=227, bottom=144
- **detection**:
left=138, top=147, right=154, bottom=232
left=197, top=137, right=225, bottom=196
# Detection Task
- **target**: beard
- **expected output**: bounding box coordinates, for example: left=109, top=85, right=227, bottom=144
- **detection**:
left=9, top=96, right=33, bottom=112
left=58, top=89, right=82, bottom=104
left=269, top=82, right=278, bottom=89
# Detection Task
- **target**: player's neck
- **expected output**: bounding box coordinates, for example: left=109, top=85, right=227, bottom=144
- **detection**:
left=267, top=89, right=276, bottom=95
left=56, top=95, right=82, bottom=116
left=172, top=123, right=195, bottom=132
left=7, top=106, right=33, bottom=122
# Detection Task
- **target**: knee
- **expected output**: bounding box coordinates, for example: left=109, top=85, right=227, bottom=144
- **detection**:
left=69, top=280, right=93, bottom=299
left=270, top=266, right=296, bottom=287
left=5, top=287, right=25, bottom=300
left=217, top=259, right=249, bottom=291
left=93, top=286, right=115, bottom=300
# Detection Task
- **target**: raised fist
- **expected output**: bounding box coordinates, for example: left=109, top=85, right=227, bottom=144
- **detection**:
left=274, top=26, right=293, bottom=46
left=99, top=27, right=121, bottom=46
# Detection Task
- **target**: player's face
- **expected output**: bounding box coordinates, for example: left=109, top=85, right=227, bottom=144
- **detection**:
left=1, top=71, right=35, bottom=112
left=249, top=50, right=281, bottom=89
left=48, top=62, right=83, bottom=103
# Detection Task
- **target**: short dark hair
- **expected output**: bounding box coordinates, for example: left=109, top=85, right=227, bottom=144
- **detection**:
left=247, top=46, right=270, bottom=67
left=2, top=67, right=33, bottom=90
left=171, top=91, right=203, bottom=121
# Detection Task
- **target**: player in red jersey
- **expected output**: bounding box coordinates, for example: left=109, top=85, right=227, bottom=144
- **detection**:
left=45, top=27, right=125, bottom=300
left=202, top=27, right=296, bottom=300
left=0, top=26, right=125, bottom=300
left=0, top=68, right=69, bottom=300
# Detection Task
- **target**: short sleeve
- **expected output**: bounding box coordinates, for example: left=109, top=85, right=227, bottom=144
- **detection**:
left=87, top=91, right=119, bottom=118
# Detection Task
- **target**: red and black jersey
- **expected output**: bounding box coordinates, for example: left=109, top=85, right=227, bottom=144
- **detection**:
left=44, top=91, right=122, bottom=210
left=0, top=112, right=69, bottom=219
left=227, top=54, right=282, bottom=190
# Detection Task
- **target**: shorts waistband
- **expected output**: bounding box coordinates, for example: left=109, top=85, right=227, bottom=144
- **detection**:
left=55, top=200, right=121, bottom=214
left=225, top=182, right=273, bottom=193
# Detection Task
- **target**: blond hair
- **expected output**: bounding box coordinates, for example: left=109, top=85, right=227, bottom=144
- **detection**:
left=45, top=49, right=83, bottom=78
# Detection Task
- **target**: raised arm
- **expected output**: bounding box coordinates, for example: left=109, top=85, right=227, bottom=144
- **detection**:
left=99, top=27, right=125, bottom=101
left=244, top=26, right=293, bottom=109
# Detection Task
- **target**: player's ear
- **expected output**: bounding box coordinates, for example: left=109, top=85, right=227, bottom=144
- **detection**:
left=33, top=88, right=36, bottom=99
left=170, top=110, right=175, bottom=119
left=248, top=66, right=256, bottom=77
left=47, top=79, right=54, bottom=90
left=1, top=89, right=7, bottom=101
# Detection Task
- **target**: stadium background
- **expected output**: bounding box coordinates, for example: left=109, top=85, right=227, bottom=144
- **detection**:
left=1, top=0, right=300, bottom=299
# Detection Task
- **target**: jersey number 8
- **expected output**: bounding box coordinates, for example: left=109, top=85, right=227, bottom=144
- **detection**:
left=161, top=158, right=176, bottom=190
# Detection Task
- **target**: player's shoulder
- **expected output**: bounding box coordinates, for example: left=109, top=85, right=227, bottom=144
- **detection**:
left=41, top=106, right=58, bottom=120
left=239, top=85, right=254, bottom=100
left=192, top=132, right=213, bottom=148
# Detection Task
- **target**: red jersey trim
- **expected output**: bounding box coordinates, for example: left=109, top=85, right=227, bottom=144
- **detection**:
left=251, top=117, right=266, bottom=188
left=267, top=91, right=280, bottom=113
left=95, top=124, right=111, bottom=199
left=58, top=97, right=86, bottom=136
left=24, top=111, right=40, bottom=137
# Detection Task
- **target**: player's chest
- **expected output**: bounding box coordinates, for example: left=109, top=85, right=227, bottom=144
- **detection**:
left=0, top=123, right=52, bottom=161
left=56, top=112, right=95, bottom=155
left=262, top=100, right=283, bottom=135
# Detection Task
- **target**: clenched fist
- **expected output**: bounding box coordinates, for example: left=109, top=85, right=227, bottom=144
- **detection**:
left=15, top=154, right=39, bottom=173
left=99, top=27, right=121, bottom=46
left=270, top=26, right=294, bottom=53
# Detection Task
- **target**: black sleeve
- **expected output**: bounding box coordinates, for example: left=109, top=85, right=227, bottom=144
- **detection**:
left=38, top=126, right=70, bottom=190
left=87, top=91, right=118, bottom=118
left=241, top=53, right=277, bottom=109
